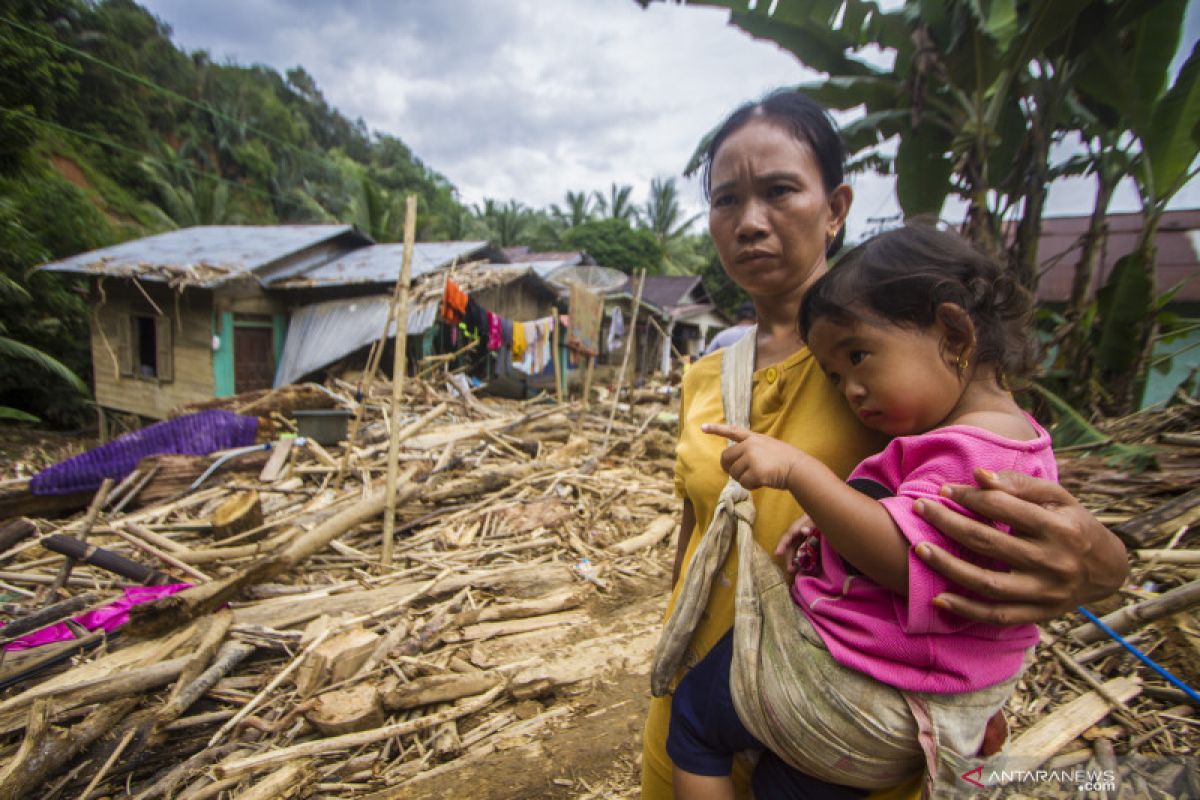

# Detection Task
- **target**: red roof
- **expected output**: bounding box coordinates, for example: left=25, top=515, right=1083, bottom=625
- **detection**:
left=1035, top=210, right=1200, bottom=303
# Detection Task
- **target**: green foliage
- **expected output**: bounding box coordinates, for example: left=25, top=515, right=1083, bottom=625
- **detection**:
left=562, top=218, right=663, bottom=274
left=0, top=0, right=483, bottom=426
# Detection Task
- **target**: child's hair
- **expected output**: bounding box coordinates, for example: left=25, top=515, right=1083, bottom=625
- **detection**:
left=798, top=223, right=1039, bottom=383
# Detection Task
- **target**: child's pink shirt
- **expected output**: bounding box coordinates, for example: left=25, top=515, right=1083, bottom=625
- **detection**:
left=791, top=419, right=1055, bottom=693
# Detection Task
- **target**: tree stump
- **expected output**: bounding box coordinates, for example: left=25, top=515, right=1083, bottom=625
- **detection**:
left=211, top=491, right=263, bottom=541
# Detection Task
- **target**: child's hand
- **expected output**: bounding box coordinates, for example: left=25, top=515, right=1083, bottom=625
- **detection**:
left=774, top=514, right=815, bottom=576
left=701, top=423, right=803, bottom=491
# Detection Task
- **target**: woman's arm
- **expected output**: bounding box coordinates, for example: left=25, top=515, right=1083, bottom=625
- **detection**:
left=672, top=499, right=697, bottom=588
left=914, top=468, right=1129, bottom=625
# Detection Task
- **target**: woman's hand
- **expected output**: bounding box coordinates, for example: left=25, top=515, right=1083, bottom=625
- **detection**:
left=774, top=514, right=814, bottom=576
left=701, top=423, right=804, bottom=491
left=913, top=468, right=1129, bottom=625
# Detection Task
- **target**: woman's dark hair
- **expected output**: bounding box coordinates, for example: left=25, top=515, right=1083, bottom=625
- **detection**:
left=798, top=223, right=1039, bottom=383
left=701, top=89, right=848, bottom=257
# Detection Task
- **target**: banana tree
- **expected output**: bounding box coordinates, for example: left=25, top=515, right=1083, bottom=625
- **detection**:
left=667, top=0, right=1152, bottom=286
left=1070, top=0, right=1200, bottom=412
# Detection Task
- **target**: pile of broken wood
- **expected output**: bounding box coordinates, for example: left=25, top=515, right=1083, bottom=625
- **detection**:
left=0, top=377, right=681, bottom=798
left=0, top=381, right=1197, bottom=798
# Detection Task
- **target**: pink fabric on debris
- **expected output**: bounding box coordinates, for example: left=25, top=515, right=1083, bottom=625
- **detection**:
left=2, top=583, right=192, bottom=651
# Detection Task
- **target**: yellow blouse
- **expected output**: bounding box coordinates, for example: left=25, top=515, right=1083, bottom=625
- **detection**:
left=643, top=343, right=886, bottom=799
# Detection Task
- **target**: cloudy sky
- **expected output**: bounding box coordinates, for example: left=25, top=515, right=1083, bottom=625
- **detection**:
left=140, top=0, right=1200, bottom=241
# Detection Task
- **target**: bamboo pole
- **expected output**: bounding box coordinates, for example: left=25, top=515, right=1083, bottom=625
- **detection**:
left=551, top=306, right=563, bottom=404
left=383, top=194, right=419, bottom=567
left=602, top=270, right=646, bottom=451
left=45, top=478, right=114, bottom=602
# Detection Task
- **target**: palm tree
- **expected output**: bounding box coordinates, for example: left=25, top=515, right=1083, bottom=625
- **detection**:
left=473, top=198, right=532, bottom=247
left=550, top=190, right=596, bottom=229
left=592, top=183, right=638, bottom=223
left=0, top=274, right=86, bottom=420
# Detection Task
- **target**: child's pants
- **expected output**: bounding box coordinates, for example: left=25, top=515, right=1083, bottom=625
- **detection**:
left=667, top=632, right=868, bottom=800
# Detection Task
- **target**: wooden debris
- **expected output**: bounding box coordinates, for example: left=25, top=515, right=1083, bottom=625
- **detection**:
left=295, top=626, right=380, bottom=696
left=306, top=684, right=385, bottom=735
left=0, top=375, right=1193, bottom=798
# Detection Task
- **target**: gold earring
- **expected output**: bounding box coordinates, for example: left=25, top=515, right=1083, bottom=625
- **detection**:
left=956, top=351, right=970, bottom=379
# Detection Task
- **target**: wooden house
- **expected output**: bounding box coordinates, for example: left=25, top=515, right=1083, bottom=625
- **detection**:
left=38, top=225, right=502, bottom=423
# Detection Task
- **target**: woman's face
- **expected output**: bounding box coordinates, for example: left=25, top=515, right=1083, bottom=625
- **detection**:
left=708, top=118, right=851, bottom=301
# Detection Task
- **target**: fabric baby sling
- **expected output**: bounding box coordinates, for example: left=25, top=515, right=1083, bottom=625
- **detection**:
left=650, top=326, right=1016, bottom=798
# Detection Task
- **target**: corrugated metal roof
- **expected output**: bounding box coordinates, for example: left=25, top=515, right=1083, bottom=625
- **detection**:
left=271, top=241, right=491, bottom=287
left=1036, top=210, right=1200, bottom=303
left=38, top=225, right=360, bottom=287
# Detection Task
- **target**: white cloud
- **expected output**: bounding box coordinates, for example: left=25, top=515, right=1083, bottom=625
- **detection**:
left=141, top=0, right=1200, bottom=242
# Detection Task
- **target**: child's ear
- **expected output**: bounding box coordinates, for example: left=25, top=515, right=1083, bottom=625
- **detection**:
left=935, top=303, right=975, bottom=361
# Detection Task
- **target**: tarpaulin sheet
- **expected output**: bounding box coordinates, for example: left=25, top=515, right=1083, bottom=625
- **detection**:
left=274, top=295, right=439, bottom=387
left=30, top=410, right=258, bottom=495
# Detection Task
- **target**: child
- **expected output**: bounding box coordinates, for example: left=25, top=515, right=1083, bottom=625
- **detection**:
left=667, top=224, right=1053, bottom=799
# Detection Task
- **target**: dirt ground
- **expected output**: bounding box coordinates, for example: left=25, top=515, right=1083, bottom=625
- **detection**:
left=405, top=575, right=670, bottom=800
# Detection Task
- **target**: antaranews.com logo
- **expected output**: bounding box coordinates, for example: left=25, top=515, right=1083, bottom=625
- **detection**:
left=960, top=765, right=1117, bottom=792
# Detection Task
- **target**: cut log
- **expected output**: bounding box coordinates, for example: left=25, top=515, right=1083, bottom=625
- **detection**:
left=420, top=462, right=544, bottom=504
left=294, top=626, right=380, bottom=696
left=229, top=759, right=313, bottom=800
left=449, top=609, right=590, bottom=643
left=1114, top=487, right=1200, bottom=547
left=129, top=479, right=420, bottom=639
left=0, top=517, right=36, bottom=555
left=609, top=515, right=677, bottom=555
left=306, top=685, right=385, bottom=736
left=455, top=589, right=584, bottom=626
left=0, top=655, right=190, bottom=735
left=0, top=696, right=139, bottom=798
left=40, top=534, right=169, bottom=584
left=380, top=672, right=502, bottom=712
left=1069, top=579, right=1200, bottom=644
left=0, top=482, right=94, bottom=520
left=211, top=491, right=264, bottom=541
left=214, top=685, right=504, bottom=781
left=0, top=591, right=98, bottom=643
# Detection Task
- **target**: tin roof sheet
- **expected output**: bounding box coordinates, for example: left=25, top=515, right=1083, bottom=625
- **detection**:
left=38, top=225, right=360, bottom=287
left=272, top=241, right=492, bottom=287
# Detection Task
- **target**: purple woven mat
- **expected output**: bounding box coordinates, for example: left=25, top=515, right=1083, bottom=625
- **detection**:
left=30, top=410, right=259, bottom=495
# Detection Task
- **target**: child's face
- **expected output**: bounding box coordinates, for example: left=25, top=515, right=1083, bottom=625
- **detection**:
left=807, top=314, right=964, bottom=437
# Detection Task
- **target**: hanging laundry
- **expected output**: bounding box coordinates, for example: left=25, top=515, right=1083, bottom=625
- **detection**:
left=464, top=297, right=488, bottom=340
left=606, top=305, right=625, bottom=353
left=487, top=311, right=503, bottom=351
left=441, top=279, right=469, bottom=323
left=512, top=321, right=527, bottom=360
left=567, top=283, right=603, bottom=357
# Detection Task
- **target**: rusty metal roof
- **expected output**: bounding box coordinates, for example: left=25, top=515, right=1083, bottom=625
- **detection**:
left=270, top=241, right=493, bottom=287
left=1036, top=210, right=1200, bottom=303
left=37, top=225, right=368, bottom=288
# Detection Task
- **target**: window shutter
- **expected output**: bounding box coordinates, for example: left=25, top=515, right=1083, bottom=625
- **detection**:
left=117, top=315, right=134, bottom=377
left=155, top=315, right=174, bottom=382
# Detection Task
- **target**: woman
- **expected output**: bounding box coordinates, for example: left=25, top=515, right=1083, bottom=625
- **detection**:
left=641, top=90, right=1129, bottom=799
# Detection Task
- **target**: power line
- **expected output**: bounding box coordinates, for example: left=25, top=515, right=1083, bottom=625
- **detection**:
left=0, top=15, right=347, bottom=178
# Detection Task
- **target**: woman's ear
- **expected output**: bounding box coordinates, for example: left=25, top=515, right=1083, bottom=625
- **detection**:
left=826, top=183, right=853, bottom=242
left=935, top=302, right=975, bottom=365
